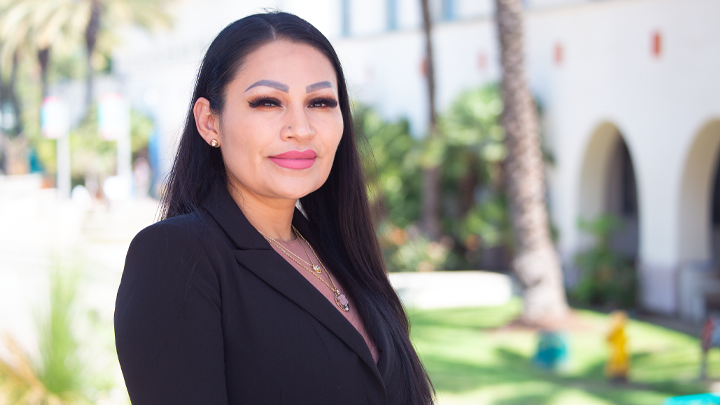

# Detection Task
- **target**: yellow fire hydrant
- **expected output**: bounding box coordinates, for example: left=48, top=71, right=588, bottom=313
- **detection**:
left=606, top=310, right=629, bottom=383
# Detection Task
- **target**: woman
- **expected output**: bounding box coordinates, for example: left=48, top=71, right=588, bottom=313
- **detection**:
left=115, top=11, right=433, bottom=405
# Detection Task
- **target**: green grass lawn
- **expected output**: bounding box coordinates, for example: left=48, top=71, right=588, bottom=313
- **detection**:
left=409, top=300, right=720, bottom=405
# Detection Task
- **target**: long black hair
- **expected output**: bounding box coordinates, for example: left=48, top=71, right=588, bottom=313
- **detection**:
left=161, top=12, right=434, bottom=404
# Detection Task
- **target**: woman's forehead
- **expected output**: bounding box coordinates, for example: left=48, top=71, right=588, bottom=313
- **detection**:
left=236, top=40, right=337, bottom=89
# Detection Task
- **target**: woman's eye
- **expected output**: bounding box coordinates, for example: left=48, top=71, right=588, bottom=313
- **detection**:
left=309, top=98, right=338, bottom=109
left=248, top=97, right=281, bottom=108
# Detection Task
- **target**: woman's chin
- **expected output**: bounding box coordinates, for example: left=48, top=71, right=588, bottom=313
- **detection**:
left=268, top=175, right=326, bottom=199
left=270, top=184, right=320, bottom=201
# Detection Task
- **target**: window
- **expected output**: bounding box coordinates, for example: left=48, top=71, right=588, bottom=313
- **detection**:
left=618, top=140, right=638, bottom=216
left=713, top=158, right=720, bottom=226
left=342, top=0, right=351, bottom=37
left=442, top=0, right=456, bottom=21
left=387, top=0, right=398, bottom=30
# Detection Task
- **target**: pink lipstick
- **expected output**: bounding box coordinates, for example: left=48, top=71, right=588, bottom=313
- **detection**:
left=269, top=149, right=317, bottom=169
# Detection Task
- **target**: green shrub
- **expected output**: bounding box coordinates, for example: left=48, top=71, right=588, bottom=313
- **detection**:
left=571, top=214, right=637, bottom=308
left=357, top=85, right=514, bottom=271
left=0, top=266, right=115, bottom=404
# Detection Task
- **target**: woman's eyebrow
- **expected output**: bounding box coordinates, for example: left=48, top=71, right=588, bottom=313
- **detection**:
left=306, top=81, right=333, bottom=93
left=245, top=80, right=289, bottom=93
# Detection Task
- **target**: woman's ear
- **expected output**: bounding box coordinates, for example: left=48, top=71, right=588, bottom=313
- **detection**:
left=194, top=97, right=221, bottom=147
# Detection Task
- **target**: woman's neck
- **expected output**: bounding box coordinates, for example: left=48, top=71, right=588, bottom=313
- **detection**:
left=227, top=183, right=297, bottom=242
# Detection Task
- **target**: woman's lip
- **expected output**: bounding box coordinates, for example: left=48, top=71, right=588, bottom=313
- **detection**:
left=270, top=150, right=317, bottom=159
left=269, top=157, right=316, bottom=169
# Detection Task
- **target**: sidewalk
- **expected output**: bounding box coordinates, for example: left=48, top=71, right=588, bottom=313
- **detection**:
left=637, top=313, right=702, bottom=337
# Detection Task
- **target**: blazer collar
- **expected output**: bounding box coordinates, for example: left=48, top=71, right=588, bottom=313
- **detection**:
left=201, top=183, right=271, bottom=250
left=201, top=184, right=390, bottom=397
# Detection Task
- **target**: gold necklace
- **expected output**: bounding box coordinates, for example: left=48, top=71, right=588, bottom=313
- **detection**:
left=259, top=227, right=350, bottom=312
left=261, top=232, right=321, bottom=273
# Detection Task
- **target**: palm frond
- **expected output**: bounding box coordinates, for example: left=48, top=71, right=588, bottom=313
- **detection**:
left=0, top=334, right=66, bottom=405
left=0, top=268, right=91, bottom=405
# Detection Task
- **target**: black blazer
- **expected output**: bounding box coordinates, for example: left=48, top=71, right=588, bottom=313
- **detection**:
left=114, top=185, right=404, bottom=404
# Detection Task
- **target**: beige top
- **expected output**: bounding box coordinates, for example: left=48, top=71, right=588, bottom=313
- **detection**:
left=268, top=237, right=379, bottom=363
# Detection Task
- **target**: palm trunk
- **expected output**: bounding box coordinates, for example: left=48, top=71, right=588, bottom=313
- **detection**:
left=494, top=0, right=568, bottom=323
left=420, top=0, right=441, bottom=241
left=85, top=0, right=102, bottom=109
left=0, top=48, right=4, bottom=109
left=38, top=47, right=51, bottom=98
left=0, top=134, right=6, bottom=175
left=459, top=152, right=479, bottom=216
left=8, top=49, right=23, bottom=135
left=4, top=135, right=29, bottom=174
left=0, top=53, right=6, bottom=175
left=4, top=49, right=28, bottom=174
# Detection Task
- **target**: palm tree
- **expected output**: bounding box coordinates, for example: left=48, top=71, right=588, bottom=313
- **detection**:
left=84, top=0, right=102, bottom=108
left=32, top=0, right=87, bottom=97
left=0, top=0, right=80, bottom=175
left=0, top=0, right=83, bottom=118
left=0, top=0, right=34, bottom=136
left=0, top=0, right=171, bottom=176
left=494, top=0, right=569, bottom=323
left=419, top=0, right=441, bottom=241
left=83, top=0, right=173, bottom=108
left=0, top=0, right=172, bottom=118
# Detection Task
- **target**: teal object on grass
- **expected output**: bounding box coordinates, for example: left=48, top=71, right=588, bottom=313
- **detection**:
left=664, top=393, right=720, bottom=405
left=533, top=331, right=568, bottom=370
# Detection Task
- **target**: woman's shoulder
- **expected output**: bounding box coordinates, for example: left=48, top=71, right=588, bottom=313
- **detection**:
left=120, top=212, right=227, bottom=300
left=126, top=212, right=218, bottom=265
left=132, top=212, right=212, bottom=246
left=116, top=213, right=224, bottom=355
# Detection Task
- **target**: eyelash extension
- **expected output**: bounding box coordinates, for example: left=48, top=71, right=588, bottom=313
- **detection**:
left=310, top=98, right=338, bottom=108
left=247, top=97, right=281, bottom=108
left=247, top=96, right=339, bottom=109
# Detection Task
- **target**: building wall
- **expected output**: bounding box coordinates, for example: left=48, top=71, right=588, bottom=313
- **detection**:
left=531, top=0, right=720, bottom=314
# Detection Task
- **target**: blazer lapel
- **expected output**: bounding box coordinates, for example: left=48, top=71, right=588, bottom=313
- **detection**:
left=292, top=211, right=398, bottom=388
left=232, top=249, right=384, bottom=384
left=202, top=185, right=385, bottom=393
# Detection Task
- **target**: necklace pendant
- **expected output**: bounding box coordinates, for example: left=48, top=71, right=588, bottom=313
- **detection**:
left=335, top=291, right=350, bottom=312
left=312, top=264, right=321, bottom=273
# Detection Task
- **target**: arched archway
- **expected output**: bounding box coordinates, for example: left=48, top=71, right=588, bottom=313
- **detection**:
left=712, top=160, right=720, bottom=264
left=678, top=120, right=720, bottom=263
left=712, top=161, right=720, bottom=264
left=578, top=122, right=640, bottom=259
left=606, top=138, right=639, bottom=259
left=578, top=122, right=620, bottom=224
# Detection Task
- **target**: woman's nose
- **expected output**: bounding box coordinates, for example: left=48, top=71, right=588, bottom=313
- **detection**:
left=282, top=105, right=314, bottom=139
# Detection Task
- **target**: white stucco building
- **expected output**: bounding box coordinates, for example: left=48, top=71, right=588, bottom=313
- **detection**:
left=108, top=0, right=720, bottom=318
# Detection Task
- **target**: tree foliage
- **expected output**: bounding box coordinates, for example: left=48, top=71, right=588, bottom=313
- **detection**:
left=359, top=84, right=514, bottom=271
left=436, top=85, right=509, bottom=247
left=572, top=214, right=637, bottom=309
left=0, top=0, right=172, bottom=175
left=358, top=105, right=422, bottom=228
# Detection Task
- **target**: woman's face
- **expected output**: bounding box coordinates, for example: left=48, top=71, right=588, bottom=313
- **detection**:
left=212, top=40, right=344, bottom=204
